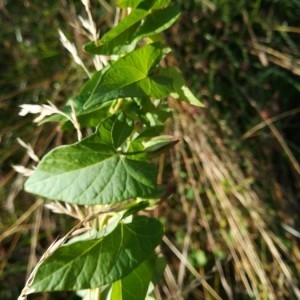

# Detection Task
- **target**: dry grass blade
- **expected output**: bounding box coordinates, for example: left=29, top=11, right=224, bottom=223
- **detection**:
left=249, top=42, right=300, bottom=76
left=272, top=25, right=300, bottom=34
left=242, top=107, right=300, bottom=140
left=243, top=10, right=300, bottom=75
left=163, top=236, right=222, bottom=300
left=58, top=29, right=90, bottom=77
left=0, top=199, right=43, bottom=244
left=26, top=203, right=43, bottom=279
left=165, top=101, right=300, bottom=299
left=0, top=199, right=43, bottom=278
left=260, top=115, right=300, bottom=175
left=18, top=235, right=69, bottom=300
left=44, top=201, right=85, bottom=221
left=240, top=90, right=300, bottom=175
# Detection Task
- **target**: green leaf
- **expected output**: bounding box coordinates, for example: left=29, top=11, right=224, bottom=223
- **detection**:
left=110, top=256, right=155, bottom=300
left=117, top=0, right=171, bottom=9
left=122, top=200, right=150, bottom=218
left=151, top=257, right=167, bottom=285
left=127, top=135, right=178, bottom=161
left=25, top=132, right=158, bottom=205
left=142, top=135, right=179, bottom=155
left=28, top=216, right=163, bottom=292
left=134, top=5, right=180, bottom=42
left=98, top=112, right=133, bottom=148
left=84, top=5, right=179, bottom=55
left=157, top=67, right=204, bottom=107
left=139, top=0, right=171, bottom=10
left=117, top=0, right=145, bottom=8
left=84, top=9, right=147, bottom=55
left=82, top=44, right=170, bottom=109
left=81, top=46, right=203, bottom=113
left=108, top=255, right=166, bottom=300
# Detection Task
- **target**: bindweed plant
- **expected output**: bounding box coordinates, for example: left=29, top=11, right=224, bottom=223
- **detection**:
left=18, top=0, right=203, bottom=299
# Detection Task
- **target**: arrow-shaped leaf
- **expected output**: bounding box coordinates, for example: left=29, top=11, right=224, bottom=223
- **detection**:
left=80, top=45, right=203, bottom=115
left=81, top=44, right=170, bottom=109
left=26, top=216, right=163, bottom=292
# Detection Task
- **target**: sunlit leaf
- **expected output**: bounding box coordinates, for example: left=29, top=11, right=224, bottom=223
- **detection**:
left=82, top=44, right=170, bottom=109
left=117, top=0, right=171, bottom=9
left=84, top=10, right=147, bottom=55
left=117, top=0, right=145, bottom=8
left=134, top=5, right=180, bottom=42
left=142, top=135, right=179, bottom=155
left=158, top=67, right=204, bottom=107
left=25, top=131, right=158, bottom=205
left=84, top=5, right=179, bottom=55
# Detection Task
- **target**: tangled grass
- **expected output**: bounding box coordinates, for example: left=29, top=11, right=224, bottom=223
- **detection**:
left=1, top=0, right=299, bottom=299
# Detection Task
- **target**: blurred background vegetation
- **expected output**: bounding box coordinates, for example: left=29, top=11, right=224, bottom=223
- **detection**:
left=0, top=0, right=299, bottom=299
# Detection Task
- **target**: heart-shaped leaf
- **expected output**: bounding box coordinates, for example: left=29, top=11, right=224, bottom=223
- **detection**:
left=26, top=216, right=163, bottom=292
left=25, top=131, right=158, bottom=205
